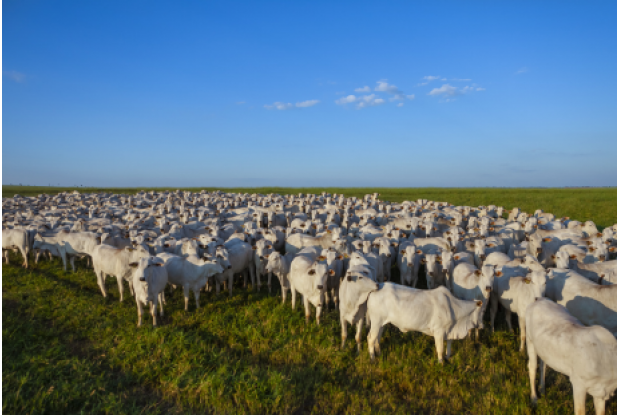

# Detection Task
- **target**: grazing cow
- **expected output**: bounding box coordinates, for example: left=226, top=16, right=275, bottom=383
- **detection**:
left=365, top=284, right=484, bottom=363
left=526, top=298, right=617, bottom=415
left=489, top=269, right=547, bottom=351
left=130, top=257, right=168, bottom=327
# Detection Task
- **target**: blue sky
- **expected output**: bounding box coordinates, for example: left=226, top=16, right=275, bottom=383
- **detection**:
left=3, top=0, right=617, bottom=187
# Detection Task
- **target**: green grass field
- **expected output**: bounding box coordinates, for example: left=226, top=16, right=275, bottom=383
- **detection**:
left=2, top=186, right=617, bottom=414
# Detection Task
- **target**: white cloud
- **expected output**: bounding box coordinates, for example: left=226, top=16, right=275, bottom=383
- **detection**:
left=516, top=67, right=528, bottom=74
left=236, top=101, right=246, bottom=105
left=441, top=78, right=447, bottom=81
left=357, top=94, right=385, bottom=109
left=4, top=71, right=25, bottom=82
left=406, top=94, right=415, bottom=100
left=296, top=99, right=320, bottom=108
left=428, top=84, right=461, bottom=97
left=264, top=99, right=320, bottom=110
left=397, top=103, right=404, bottom=107
left=428, top=84, right=484, bottom=99
left=451, top=78, right=472, bottom=82
left=422, top=75, right=440, bottom=81
left=354, top=86, right=371, bottom=92
left=336, top=94, right=385, bottom=109
left=335, top=95, right=357, bottom=105
left=265, top=102, right=294, bottom=110
left=375, top=80, right=401, bottom=94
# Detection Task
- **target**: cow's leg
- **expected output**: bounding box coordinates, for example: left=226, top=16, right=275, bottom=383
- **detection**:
left=518, top=315, right=527, bottom=353
left=60, top=250, right=68, bottom=271
left=446, top=340, right=453, bottom=359
left=70, top=256, right=76, bottom=272
left=593, top=396, right=606, bottom=415
left=116, top=276, right=125, bottom=302
left=290, top=285, right=297, bottom=310
left=375, top=325, right=385, bottom=355
left=158, top=292, right=165, bottom=316
left=315, top=303, right=322, bottom=325
left=505, top=309, right=513, bottom=331
left=303, top=296, right=310, bottom=324
left=183, top=284, right=190, bottom=311
left=228, top=274, right=234, bottom=297
left=355, top=318, right=364, bottom=352
left=367, top=321, right=381, bottom=361
left=128, top=279, right=135, bottom=296
left=489, top=294, right=498, bottom=332
left=340, top=316, right=348, bottom=349
left=267, top=271, right=272, bottom=294
left=527, top=341, right=538, bottom=404
left=194, top=288, right=200, bottom=309
left=151, top=301, right=157, bottom=326
left=571, top=381, right=587, bottom=415
left=433, top=332, right=445, bottom=363
left=136, top=300, right=143, bottom=327
left=281, top=285, right=288, bottom=304
left=96, top=269, right=107, bottom=297
left=20, top=247, right=28, bottom=268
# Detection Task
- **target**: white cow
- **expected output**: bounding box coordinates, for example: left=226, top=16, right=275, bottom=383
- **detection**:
left=526, top=298, right=616, bottom=415
left=365, top=284, right=484, bottom=363
left=91, top=245, right=150, bottom=300
left=157, top=253, right=224, bottom=310
left=2, top=228, right=30, bottom=268
left=489, top=269, right=547, bottom=351
left=131, top=257, right=168, bottom=327
left=265, top=251, right=294, bottom=303
left=289, top=247, right=333, bottom=324
left=339, top=266, right=380, bottom=351
left=451, top=263, right=495, bottom=340
left=545, top=269, right=617, bottom=334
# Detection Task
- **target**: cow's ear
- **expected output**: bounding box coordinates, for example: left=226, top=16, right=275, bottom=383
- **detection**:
left=400, top=249, right=406, bottom=254
left=154, top=263, right=163, bottom=267
left=329, top=269, right=335, bottom=276
left=252, top=246, right=257, bottom=250
left=476, top=300, right=483, bottom=307
left=474, top=270, right=481, bottom=276
left=129, top=262, right=139, bottom=268
left=495, top=270, right=503, bottom=277
left=569, top=254, right=577, bottom=259
left=308, top=269, right=316, bottom=275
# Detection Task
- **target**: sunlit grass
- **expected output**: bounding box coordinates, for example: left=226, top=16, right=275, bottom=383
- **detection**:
left=3, top=252, right=616, bottom=414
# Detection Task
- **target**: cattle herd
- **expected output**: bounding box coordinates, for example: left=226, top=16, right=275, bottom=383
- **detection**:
left=2, top=190, right=617, bottom=414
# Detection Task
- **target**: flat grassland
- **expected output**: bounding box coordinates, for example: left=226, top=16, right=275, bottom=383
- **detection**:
left=2, top=186, right=617, bottom=414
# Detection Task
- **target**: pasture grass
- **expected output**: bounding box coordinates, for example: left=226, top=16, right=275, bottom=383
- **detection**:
left=3, top=252, right=617, bottom=414
left=2, top=185, right=617, bottom=229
